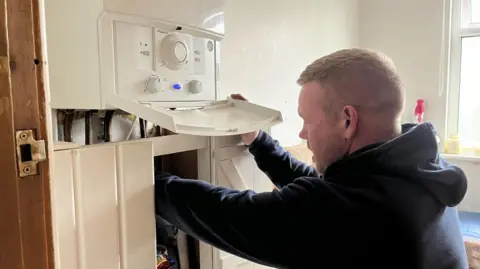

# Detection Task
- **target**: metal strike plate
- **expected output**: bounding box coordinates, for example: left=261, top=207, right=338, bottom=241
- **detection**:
left=16, top=130, right=47, bottom=177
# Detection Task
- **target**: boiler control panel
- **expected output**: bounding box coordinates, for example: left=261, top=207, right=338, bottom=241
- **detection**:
left=114, top=21, right=216, bottom=103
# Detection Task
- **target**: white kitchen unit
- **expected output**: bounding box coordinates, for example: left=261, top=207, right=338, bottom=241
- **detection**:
left=44, top=0, right=282, bottom=268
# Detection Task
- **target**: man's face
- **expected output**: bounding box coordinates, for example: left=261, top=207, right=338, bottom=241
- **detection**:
left=298, top=82, right=351, bottom=173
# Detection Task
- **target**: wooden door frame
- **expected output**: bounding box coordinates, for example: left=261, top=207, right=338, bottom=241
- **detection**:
left=0, top=0, right=54, bottom=268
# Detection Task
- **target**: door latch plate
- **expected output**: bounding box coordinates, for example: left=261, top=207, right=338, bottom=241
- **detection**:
left=16, top=130, right=47, bottom=177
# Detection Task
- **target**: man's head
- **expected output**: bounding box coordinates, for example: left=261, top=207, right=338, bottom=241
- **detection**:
left=297, top=48, right=405, bottom=173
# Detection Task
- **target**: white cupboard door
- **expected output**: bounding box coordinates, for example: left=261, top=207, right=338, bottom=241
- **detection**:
left=214, top=146, right=273, bottom=269
left=51, top=140, right=155, bottom=269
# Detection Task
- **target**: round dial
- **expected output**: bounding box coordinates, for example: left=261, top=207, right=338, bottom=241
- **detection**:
left=173, top=42, right=188, bottom=63
left=145, top=75, right=162, bottom=93
left=160, top=33, right=190, bottom=71
left=188, top=80, right=203, bottom=94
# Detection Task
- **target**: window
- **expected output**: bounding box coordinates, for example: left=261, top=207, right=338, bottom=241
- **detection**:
left=447, top=0, right=480, bottom=152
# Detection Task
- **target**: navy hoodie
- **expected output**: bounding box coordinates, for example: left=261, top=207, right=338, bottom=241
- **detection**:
left=155, top=123, right=468, bottom=269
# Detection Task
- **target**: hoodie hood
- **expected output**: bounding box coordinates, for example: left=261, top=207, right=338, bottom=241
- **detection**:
left=325, top=123, right=468, bottom=207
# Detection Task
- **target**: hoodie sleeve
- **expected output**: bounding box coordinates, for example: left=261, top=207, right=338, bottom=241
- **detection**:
left=154, top=172, right=315, bottom=267
left=248, top=131, right=318, bottom=188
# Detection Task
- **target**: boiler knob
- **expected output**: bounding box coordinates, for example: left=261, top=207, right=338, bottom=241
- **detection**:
left=188, top=80, right=203, bottom=94
left=173, top=42, right=188, bottom=63
left=145, top=75, right=162, bottom=93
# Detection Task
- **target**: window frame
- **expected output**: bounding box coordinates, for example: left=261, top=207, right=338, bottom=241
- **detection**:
left=446, top=0, right=480, bottom=144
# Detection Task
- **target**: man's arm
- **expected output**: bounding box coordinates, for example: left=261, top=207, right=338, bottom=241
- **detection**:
left=154, top=172, right=320, bottom=268
left=154, top=172, right=419, bottom=268
left=248, top=131, right=318, bottom=188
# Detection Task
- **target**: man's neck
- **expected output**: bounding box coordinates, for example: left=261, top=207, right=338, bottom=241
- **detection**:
left=348, top=123, right=401, bottom=154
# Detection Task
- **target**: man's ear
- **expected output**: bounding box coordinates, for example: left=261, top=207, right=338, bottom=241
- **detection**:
left=343, top=105, right=358, bottom=140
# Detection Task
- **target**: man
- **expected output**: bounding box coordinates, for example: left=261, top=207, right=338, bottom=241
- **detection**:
left=155, top=49, right=468, bottom=268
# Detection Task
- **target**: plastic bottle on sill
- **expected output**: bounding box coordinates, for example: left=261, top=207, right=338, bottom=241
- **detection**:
left=414, top=99, right=425, bottom=124
left=445, top=135, right=461, bottom=155
left=474, top=145, right=480, bottom=156
left=413, top=99, right=440, bottom=144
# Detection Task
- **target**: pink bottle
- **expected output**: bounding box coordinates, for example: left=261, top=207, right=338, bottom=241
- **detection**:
left=414, top=99, right=425, bottom=124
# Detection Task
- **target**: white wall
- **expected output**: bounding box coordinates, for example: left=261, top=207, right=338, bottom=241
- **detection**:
left=359, top=0, right=447, bottom=129
left=219, top=0, right=359, bottom=146
left=359, top=0, right=479, bottom=212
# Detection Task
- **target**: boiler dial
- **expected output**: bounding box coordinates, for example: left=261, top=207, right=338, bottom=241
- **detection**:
left=160, top=33, right=190, bottom=71
left=188, top=80, right=203, bottom=94
left=145, top=75, right=162, bottom=93
left=173, top=42, right=188, bottom=63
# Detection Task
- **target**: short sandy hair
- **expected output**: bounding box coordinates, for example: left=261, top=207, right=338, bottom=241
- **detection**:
left=297, top=48, right=405, bottom=118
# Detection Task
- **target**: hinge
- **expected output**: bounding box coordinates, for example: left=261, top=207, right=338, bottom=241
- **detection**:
left=16, top=130, right=47, bottom=177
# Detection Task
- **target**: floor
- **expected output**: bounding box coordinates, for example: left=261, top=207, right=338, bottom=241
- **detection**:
left=459, top=211, right=480, bottom=239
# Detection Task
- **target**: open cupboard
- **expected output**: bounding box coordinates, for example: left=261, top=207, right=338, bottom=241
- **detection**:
left=51, top=132, right=276, bottom=269
left=49, top=73, right=281, bottom=267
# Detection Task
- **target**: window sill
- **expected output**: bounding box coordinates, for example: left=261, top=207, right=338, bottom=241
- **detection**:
left=441, top=154, right=480, bottom=163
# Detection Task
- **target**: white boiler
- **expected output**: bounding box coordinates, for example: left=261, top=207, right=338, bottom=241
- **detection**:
left=44, top=0, right=282, bottom=269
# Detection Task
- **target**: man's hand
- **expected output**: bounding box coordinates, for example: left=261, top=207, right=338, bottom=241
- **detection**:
left=230, top=94, right=259, bottom=146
